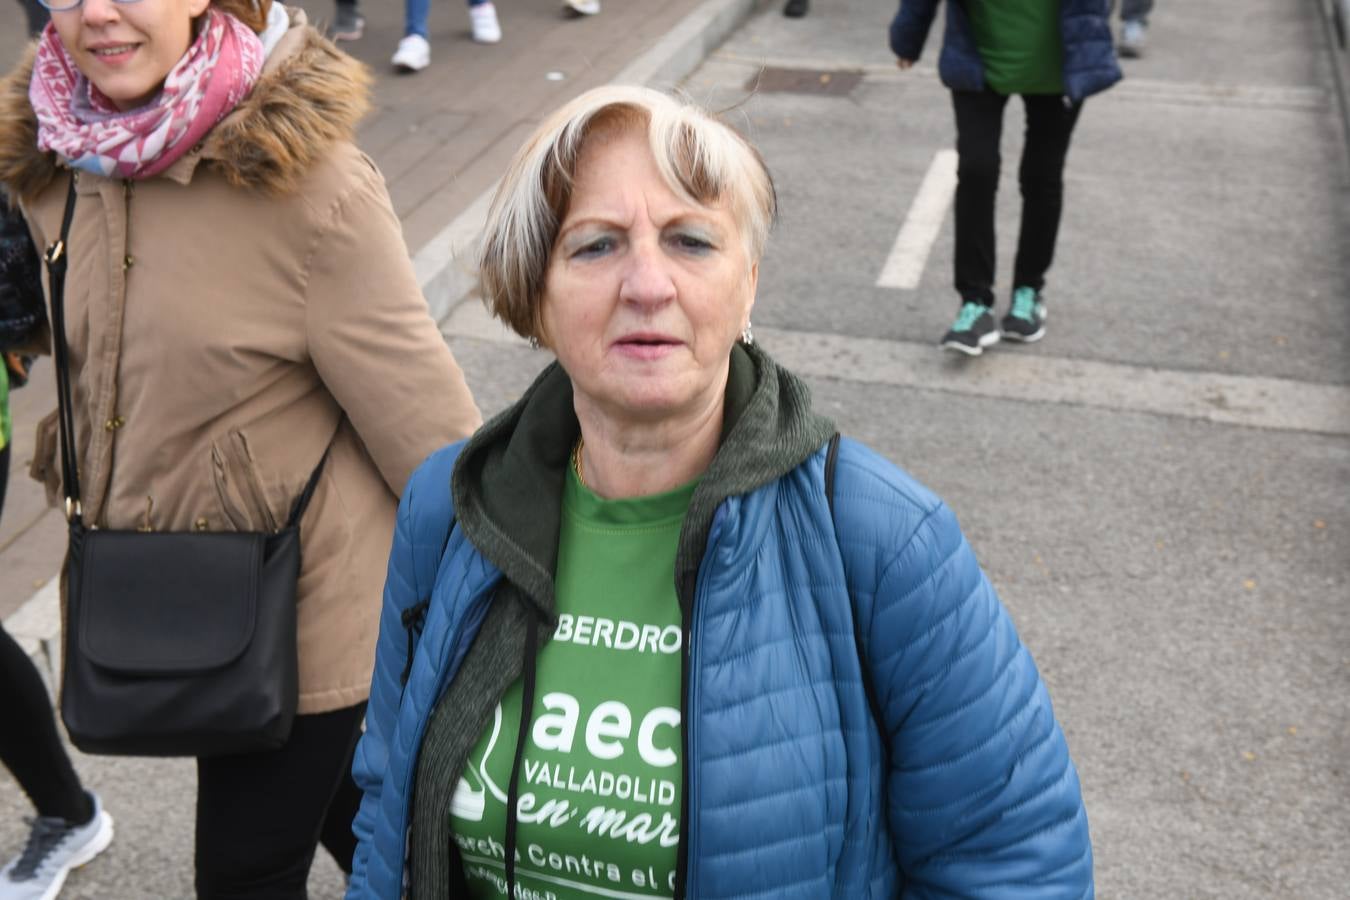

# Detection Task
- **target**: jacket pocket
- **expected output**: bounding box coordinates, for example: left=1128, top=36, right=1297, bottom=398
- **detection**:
left=28, top=408, right=61, bottom=507
left=209, top=431, right=279, bottom=533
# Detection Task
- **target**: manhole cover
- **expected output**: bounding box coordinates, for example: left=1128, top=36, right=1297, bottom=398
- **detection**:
left=749, top=66, right=863, bottom=97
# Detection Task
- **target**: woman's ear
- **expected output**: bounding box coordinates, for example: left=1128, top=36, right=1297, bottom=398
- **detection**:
left=189, top=0, right=213, bottom=19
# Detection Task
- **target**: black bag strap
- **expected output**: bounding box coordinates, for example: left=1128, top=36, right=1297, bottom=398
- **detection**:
left=43, top=172, right=327, bottom=532
left=824, top=432, right=893, bottom=773
left=43, top=174, right=81, bottom=523
left=285, top=449, right=329, bottom=530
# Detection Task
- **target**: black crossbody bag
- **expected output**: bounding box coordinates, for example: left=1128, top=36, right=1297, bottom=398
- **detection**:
left=46, top=174, right=325, bottom=757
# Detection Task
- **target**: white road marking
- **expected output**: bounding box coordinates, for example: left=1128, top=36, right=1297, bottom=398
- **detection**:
left=758, top=327, right=1350, bottom=437
left=441, top=313, right=1350, bottom=438
left=875, top=149, right=958, bottom=290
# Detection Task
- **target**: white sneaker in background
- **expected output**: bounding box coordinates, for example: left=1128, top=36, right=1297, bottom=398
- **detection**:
left=562, top=0, right=601, bottom=16
left=0, top=792, right=114, bottom=900
left=1119, top=19, right=1147, bottom=58
left=391, top=34, right=431, bottom=72
left=469, top=2, right=502, bottom=43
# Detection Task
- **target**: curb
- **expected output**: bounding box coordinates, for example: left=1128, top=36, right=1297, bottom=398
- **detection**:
left=2, top=0, right=765, bottom=684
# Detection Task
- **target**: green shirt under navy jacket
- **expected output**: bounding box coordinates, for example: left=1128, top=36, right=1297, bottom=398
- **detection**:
left=1, top=363, right=10, bottom=453
left=966, top=0, right=1064, bottom=95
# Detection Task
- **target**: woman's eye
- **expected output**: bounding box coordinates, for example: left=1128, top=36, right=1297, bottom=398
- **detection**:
left=574, top=237, right=615, bottom=258
left=672, top=233, right=714, bottom=253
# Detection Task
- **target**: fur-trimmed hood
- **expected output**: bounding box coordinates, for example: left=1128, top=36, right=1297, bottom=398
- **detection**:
left=0, top=8, right=371, bottom=200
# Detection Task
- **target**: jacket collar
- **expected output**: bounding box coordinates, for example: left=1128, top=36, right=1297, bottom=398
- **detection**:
left=0, top=8, right=371, bottom=200
left=450, top=343, right=836, bottom=618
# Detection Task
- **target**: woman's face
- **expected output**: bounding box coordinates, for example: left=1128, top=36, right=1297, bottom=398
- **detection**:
left=51, top=0, right=211, bottom=111
left=541, top=125, right=758, bottom=431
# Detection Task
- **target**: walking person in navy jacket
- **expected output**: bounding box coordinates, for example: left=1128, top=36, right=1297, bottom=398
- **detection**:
left=891, top=0, right=1120, bottom=355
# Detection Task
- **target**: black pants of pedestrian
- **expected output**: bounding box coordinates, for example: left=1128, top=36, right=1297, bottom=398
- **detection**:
left=951, top=89, right=1083, bottom=308
left=0, top=445, right=95, bottom=826
left=195, top=701, right=365, bottom=900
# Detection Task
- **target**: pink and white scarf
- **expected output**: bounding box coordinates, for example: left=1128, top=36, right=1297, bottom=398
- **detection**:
left=29, top=9, right=265, bottom=180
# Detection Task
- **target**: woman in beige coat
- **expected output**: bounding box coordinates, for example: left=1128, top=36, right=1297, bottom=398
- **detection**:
left=0, top=0, right=480, bottom=894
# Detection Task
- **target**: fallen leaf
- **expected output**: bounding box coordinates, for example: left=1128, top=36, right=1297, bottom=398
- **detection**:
left=1155, top=540, right=1165, bottom=550
left=1287, top=726, right=1297, bottom=736
left=819, top=73, right=832, bottom=85
left=1218, top=350, right=1230, bottom=360
left=1180, top=770, right=1191, bottom=782
left=1243, top=579, right=1257, bottom=590
left=1273, top=335, right=1288, bottom=346
left=1314, top=520, right=1326, bottom=529
left=1242, top=751, right=1256, bottom=762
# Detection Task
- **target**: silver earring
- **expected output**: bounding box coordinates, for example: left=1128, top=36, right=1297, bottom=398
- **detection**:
left=528, top=335, right=540, bottom=350
left=740, top=323, right=754, bottom=346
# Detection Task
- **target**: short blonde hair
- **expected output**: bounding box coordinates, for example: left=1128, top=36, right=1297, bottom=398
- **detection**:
left=478, top=86, right=777, bottom=341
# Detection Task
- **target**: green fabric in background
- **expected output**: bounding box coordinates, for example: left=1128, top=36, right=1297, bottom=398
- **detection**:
left=1, top=363, right=10, bottom=452
left=967, top=0, right=1065, bottom=95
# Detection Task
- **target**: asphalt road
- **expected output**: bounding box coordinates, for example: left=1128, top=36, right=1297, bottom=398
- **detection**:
left=2, top=0, right=1349, bottom=897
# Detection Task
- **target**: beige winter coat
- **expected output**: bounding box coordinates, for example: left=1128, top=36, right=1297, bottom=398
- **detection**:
left=0, top=12, right=481, bottom=714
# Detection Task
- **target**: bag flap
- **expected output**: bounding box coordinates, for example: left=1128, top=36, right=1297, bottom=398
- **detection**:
left=77, top=530, right=265, bottom=675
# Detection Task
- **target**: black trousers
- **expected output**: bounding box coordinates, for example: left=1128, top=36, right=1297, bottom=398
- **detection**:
left=951, top=89, right=1083, bottom=307
left=195, top=701, right=365, bottom=900
left=0, top=445, right=94, bottom=825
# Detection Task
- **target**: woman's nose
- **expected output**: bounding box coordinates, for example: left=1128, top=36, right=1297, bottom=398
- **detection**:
left=79, top=0, right=121, bottom=27
left=618, top=241, right=676, bottom=308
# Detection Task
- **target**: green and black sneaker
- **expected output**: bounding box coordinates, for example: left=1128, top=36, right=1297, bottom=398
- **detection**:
left=941, top=301, right=1000, bottom=356
left=1000, top=287, right=1047, bottom=343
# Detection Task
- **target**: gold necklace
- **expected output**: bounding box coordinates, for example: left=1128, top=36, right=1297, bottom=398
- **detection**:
left=572, top=435, right=587, bottom=489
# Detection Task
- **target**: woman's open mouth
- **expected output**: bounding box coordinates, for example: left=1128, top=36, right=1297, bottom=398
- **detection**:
left=88, top=43, right=140, bottom=65
left=614, top=333, right=680, bottom=360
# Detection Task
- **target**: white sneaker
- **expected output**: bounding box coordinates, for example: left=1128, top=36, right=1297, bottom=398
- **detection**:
left=391, top=34, right=431, bottom=72
left=469, top=2, right=501, bottom=43
left=1119, top=19, right=1147, bottom=58
left=562, top=0, right=600, bottom=16
left=0, top=792, right=114, bottom=900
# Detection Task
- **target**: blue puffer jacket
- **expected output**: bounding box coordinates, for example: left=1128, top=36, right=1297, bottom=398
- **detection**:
left=347, top=350, right=1092, bottom=898
left=889, top=0, right=1121, bottom=101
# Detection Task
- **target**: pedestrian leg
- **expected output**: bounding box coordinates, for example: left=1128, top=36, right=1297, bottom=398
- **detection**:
left=0, top=439, right=113, bottom=894
left=195, top=702, right=367, bottom=898
left=1119, top=0, right=1153, bottom=25
left=951, top=89, right=1010, bottom=306
left=0, top=625, right=92, bottom=824
left=1011, top=95, right=1083, bottom=294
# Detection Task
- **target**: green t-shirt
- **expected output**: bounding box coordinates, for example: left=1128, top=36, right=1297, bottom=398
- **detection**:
left=967, top=0, right=1064, bottom=95
left=1, top=362, right=10, bottom=452
left=450, top=467, right=692, bottom=900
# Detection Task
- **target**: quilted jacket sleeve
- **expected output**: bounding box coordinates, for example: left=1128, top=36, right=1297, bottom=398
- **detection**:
left=347, top=447, right=460, bottom=899
left=889, top=0, right=941, bottom=61
left=864, top=494, right=1092, bottom=895
left=347, top=472, right=420, bottom=899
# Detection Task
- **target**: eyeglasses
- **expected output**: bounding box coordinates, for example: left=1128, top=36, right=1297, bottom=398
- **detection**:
left=40, top=0, right=146, bottom=12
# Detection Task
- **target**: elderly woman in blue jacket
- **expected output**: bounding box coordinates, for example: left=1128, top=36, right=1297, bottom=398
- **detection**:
left=891, top=0, right=1121, bottom=356
left=346, top=85, right=1093, bottom=899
